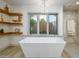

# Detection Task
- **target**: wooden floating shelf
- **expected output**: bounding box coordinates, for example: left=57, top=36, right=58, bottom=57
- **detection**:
left=0, top=8, right=23, bottom=36
left=0, top=32, right=23, bottom=35
left=0, top=22, right=23, bottom=25
left=9, top=13, right=22, bottom=16
left=0, top=9, right=22, bottom=16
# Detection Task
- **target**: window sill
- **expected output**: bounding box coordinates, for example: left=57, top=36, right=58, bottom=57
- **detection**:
left=26, top=34, right=64, bottom=37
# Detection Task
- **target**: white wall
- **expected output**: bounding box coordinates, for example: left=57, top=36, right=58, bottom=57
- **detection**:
left=26, top=5, right=63, bottom=36
left=7, top=4, right=63, bottom=45
left=0, top=1, right=10, bottom=50
left=7, top=5, right=28, bottom=45
left=0, top=36, right=10, bottom=50
left=9, top=4, right=63, bottom=35
left=0, top=0, right=64, bottom=46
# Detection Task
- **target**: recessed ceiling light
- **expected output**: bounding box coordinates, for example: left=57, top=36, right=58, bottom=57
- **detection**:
left=76, top=2, right=79, bottom=5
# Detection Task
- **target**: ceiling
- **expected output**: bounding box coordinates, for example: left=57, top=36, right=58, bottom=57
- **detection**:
left=3, top=0, right=79, bottom=11
left=3, top=0, right=63, bottom=6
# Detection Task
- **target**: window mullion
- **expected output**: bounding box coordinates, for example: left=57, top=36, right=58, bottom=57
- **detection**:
left=37, top=15, right=39, bottom=35
left=47, top=15, right=49, bottom=35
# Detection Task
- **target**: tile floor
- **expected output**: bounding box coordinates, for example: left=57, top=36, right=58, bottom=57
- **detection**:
left=0, top=46, right=24, bottom=58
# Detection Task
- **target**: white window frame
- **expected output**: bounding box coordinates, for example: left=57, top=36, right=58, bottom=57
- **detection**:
left=29, top=13, right=58, bottom=36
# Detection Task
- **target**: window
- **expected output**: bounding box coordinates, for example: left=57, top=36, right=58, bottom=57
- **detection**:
left=30, top=15, right=37, bottom=34
left=48, top=15, right=57, bottom=34
left=29, top=13, right=58, bottom=35
left=39, top=15, right=47, bottom=34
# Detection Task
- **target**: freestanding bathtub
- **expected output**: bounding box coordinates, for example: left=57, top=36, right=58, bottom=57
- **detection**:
left=19, top=36, right=66, bottom=58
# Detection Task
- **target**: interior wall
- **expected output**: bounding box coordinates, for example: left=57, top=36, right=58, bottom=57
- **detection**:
left=7, top=4, right=64, bottom=45
left=7, top=5, right=28, bottom=45
left=26, top=5, right=64, bottom=36
left=0, top=1, right=10, bottom=50
left=63, top=11, right=77, bottom=43
left=75, top=11, right=79, bottom=44
left=0, top=1, right=64, bottom=46
left=8, top=4, right=64, bottom=35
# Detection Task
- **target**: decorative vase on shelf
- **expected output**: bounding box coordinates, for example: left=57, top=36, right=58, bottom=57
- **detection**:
left=0, top=29, right=4, bottom=33
left=15, top=28, right=20, bottom=32
left=18, top=16, right=22, bottom=22
left=4, top=5, right=9, bottom=12
left=1, top=15, right=4, bottom=22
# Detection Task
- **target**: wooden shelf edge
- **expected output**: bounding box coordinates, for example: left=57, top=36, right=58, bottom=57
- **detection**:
left=0, top=32, right=23, bottom=35
left=9, top=13, right=22, bottom=16
left=0, top=22, right=23, bottom=25
left=0, top=8, right=22, bottom=16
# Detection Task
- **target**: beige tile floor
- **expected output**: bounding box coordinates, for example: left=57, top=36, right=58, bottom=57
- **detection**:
left=0, top=43, right=79, bottom=58
left=0, top=46, right=24, bottom=58
left=64, top=43, right=79, bottom=58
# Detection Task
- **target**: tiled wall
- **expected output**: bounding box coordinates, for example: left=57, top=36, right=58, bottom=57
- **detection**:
left=63, top=11, right=77, bottom=43
left=75, top=11, right=79, bottom=44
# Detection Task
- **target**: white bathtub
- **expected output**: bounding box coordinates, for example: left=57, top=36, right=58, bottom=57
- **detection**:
left=19, top=36, right=66, bottom=58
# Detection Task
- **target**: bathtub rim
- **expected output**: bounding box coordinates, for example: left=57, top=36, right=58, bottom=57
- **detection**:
left=19, top=36, right=66, bottom=44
